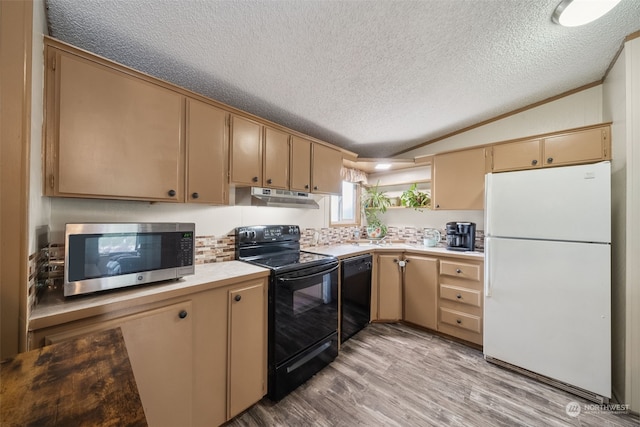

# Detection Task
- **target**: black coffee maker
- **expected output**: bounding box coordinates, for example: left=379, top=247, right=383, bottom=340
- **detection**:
left=446, top=222, right=476, bottom=251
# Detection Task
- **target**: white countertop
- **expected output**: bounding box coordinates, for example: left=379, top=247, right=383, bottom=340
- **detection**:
left=30, top=261, right=270, bottom=330
left=305, top=243, right=484, bottom=261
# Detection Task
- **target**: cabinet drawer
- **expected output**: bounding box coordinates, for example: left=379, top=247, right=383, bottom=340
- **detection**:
left=439, top=308, right=482, bottom=334
left=440, top=284, right=481, bottom=308
left=440, top=260, right=481, bottom=282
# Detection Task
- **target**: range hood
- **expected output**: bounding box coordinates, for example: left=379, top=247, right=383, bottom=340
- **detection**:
left=235, top=187, right=320, bottom=209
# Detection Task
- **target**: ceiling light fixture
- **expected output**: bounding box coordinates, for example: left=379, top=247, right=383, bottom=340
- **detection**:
left=374, top=163, right=392, bottom=171
left=552, top=0, right=622, bottom=27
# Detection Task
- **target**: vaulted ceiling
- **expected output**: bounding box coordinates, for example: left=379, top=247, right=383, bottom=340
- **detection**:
left=45, top=0, right=640, bottom=158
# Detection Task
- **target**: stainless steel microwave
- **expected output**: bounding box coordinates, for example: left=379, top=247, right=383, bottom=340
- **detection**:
left=64, top=223, right=195, bottom=296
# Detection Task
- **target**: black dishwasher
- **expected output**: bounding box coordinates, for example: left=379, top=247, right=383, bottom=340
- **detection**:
left=341, top=254, right=372, bottom=343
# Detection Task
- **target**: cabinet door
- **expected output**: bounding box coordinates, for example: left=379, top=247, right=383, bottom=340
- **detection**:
left=377, top=254, right=402, bottom=321
left=543, top=126, right=609, bottom=167
left=186, top=99, right=228, bottom=204
left=311, top=143, right=342, bottom=194
left=46, top=301, right=194, bottom=427
left=491, top=139, right=542, bottom=172
left=432, top=147, right=486, bottom=210
left=290, top=136, right=312, bottom=191
left=263, top=127, right=290, bottom=189
left=230, top=115, right=262, bottom=185
left=48, top=49, right=184, bottom=201
left=403, top=255, right=438, bottom=330
left=228, top=282, right=266, bottom=419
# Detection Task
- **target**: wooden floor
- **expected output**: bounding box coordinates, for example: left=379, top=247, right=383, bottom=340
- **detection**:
left=226, top=323, right=639, bottom=427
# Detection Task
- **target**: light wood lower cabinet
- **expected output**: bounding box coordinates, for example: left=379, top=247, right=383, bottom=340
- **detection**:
left=31, top=278, right=267, bottom=427
left=44, top=301, right=194, bottom=427
left=228, top=283, right=266, bottom=419
left=437, top=259, right=484, bottom=346
left=373, top=252, right=484, bottom=346
left=376, top=254, right=403, bottom=321
left=403, top=255, right=438, bottom=330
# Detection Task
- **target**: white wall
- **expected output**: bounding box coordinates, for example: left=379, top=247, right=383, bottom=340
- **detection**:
left=48, top=197, right=330, bottom=243
left=603, top=44, right=627, bottom=405
left=400, top=86, right=604, bottom=158
left=379, top=208, right=483, bottom=232
left=28, top=0, right=50, bottom=253
left=623, top=36, right=640, bottom=414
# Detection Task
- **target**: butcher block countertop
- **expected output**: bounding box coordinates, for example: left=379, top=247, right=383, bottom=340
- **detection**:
left=0, top=327, right=146, bottom=426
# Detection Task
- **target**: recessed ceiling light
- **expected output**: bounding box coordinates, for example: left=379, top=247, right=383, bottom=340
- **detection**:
left=552, top=0, right=622, bottom=27
left=374, top=163, right=392, bottom=170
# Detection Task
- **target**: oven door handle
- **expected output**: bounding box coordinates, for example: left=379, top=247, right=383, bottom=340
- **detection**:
left=277, top=264, right=339, bottom=283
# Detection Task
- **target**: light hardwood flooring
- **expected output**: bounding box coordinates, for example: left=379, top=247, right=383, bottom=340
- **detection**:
left=226, top=323, right=639, bottom=427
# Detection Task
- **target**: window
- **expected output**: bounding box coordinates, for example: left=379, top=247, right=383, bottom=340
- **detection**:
left=330, top=181, right=360, bottom=226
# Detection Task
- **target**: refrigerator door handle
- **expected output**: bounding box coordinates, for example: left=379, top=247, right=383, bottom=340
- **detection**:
left=484, top=237, right=492, bottom=297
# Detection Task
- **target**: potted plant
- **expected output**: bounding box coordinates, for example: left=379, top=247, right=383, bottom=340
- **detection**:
left=400, top=183, right=431, bottom=211
left=362, top=182, right=391, bottom=238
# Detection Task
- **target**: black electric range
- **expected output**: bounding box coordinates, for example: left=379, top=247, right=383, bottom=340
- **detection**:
left=235, top=225, right=339, bottom=401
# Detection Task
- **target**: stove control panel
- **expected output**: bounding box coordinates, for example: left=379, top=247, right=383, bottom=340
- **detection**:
left=236, top=225, right=300, bottom=244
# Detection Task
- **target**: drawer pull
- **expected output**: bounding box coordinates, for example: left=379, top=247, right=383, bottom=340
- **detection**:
left=456, top=319, right=462, bottom=324
left=456, top=269, right=462, bottom=274
left=456, top=294, right=462, bottom=299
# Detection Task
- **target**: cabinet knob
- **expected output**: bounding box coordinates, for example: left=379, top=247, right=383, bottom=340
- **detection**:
left=252, top=176, right=259, bottom=183
left=456, top=294, right=462, bottom=299
left=267, top=178, right=272, bottom=184
left=178, top=310, right=188, bottom=319
left=313, top=186, right=318, bottom=190
left=393, top=259, right=398, bottom=263
left=547, top=157, right=554, bottom=164
left=456, top=319, right=462, bottom=324
left=304, top=184, right=309, bottom=189
left=456, top=269, right=462, bottom=273
left=192, top=192, right=199, bottom=199
left=436, top=204, right=440, bottom=208
left=234, top=294, right=242, bottom=302
left=168, top=189, right=176, bottom=197
left=531, top=159, right=538, bottom=165
left=405, top=259, right=410, bottom=263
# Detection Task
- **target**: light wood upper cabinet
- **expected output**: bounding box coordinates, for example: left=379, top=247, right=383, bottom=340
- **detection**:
left=543, top=126, right=610, bottom=167
left=491, top=139, right=542, bottom=172
left=376, top=254, right=403, bottom=321
left=290, top=136, right=312, bottom=191
left=488, top=125, right=611, bottom=173
left=311, top=143, right=343, bottom=195
left=431, top=147, right=486, bottom=210
left=45, top=47, right=184, bottom=201
left=403, top=255, right=438, bottom=330
left=228, top=282, right=266, bottom=419
left=186, top=99, right=229, bottom=204
left=263, top=127, right=290, bottom=189
left=230, top=115, right=263, bottom=186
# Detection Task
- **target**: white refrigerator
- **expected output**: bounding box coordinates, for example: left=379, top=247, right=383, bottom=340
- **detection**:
left=484, top=161, right=611, bottom=400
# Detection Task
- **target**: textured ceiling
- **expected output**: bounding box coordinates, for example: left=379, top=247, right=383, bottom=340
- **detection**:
left=45, top=0, right=640, bottom=158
